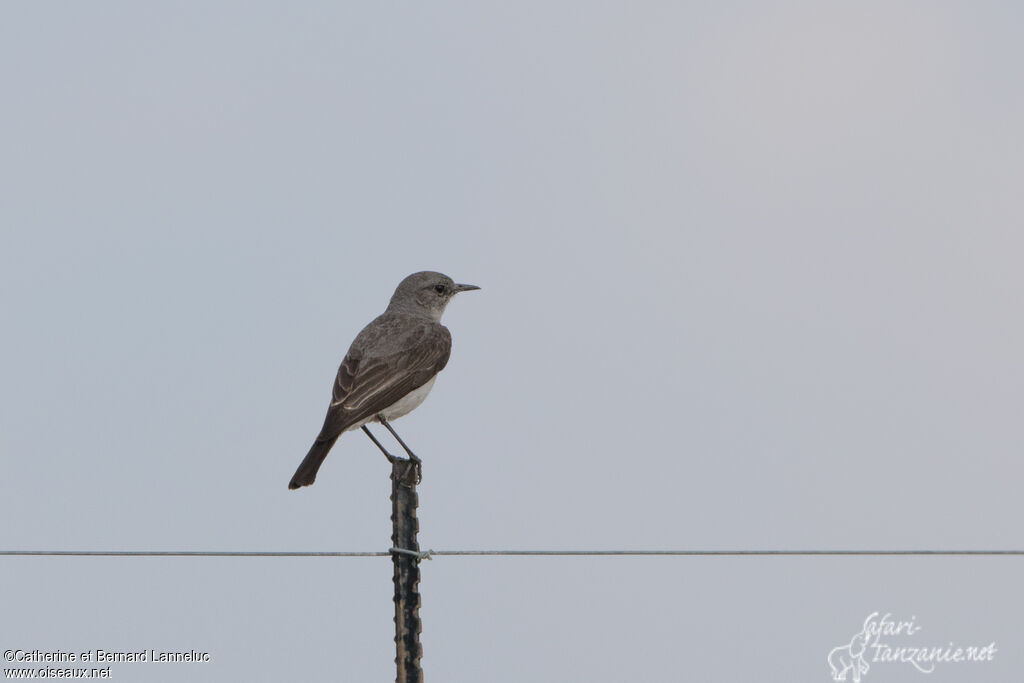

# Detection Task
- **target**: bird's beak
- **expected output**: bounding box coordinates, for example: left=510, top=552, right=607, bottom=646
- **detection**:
left=454, top=283, right=480, bottom=293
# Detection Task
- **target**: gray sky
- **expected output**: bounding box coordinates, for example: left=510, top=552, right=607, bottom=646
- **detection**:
left=2, top=2, right=1022, bottom=681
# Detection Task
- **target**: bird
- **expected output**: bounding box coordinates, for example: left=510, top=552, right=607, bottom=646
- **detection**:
left=288, top=271, right=479, bottom=489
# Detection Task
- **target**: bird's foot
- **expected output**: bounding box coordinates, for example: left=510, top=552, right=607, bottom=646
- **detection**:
left=393, top=455, right=422, bottom=485
left=410, top=453, right=422, bottom=484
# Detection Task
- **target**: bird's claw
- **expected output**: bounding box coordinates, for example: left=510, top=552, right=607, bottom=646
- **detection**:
left=393, top=456, right=422, bottom=485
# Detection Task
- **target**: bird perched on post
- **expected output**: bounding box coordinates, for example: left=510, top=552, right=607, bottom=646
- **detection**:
left=288, top=271, right=479, bottom=489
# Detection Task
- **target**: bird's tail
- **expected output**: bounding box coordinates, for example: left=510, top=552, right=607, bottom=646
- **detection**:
left=288, top=436, right=339, bottom=490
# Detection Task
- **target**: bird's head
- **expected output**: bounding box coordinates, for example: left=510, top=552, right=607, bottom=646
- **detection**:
left=389, top=271, right=480, bottom=321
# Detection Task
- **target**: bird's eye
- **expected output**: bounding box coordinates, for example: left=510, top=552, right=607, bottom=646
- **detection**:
left=434, top=284, right=446, bottom=294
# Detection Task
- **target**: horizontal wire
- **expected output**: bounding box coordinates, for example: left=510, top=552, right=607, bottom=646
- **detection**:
left=0, top=550, right=388, bottom=557
left=1, top=549, right=1023, bottom=558
left=427, top=549, right=1024, bottom=556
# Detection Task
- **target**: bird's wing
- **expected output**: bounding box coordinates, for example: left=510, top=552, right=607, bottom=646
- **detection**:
left=317, top=324, right=452, bottom=439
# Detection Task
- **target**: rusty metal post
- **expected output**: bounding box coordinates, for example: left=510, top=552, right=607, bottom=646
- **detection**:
left=391, top=461, right=422, bottom=683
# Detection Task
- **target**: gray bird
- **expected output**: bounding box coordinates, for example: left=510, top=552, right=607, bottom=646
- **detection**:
left=289, top=271, right=479, bottom=489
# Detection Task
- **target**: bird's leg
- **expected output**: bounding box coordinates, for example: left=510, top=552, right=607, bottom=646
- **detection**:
left=361, top=425, right=398, bottom=464
left=377, top=414, right=422, bottom=483
left=378, top=415, right=421, bottom=463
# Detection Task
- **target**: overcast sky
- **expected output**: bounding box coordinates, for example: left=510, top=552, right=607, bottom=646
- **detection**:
left=2, top=3, right=1022, bottom=681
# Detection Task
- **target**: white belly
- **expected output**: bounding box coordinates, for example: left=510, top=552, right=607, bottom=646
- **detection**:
left=347, top=377, right=437, bottom=431
left=381, top=376, right=437, bottom=420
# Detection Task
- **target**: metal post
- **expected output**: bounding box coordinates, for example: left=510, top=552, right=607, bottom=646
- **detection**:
left=391, top=461, right=422, bottom=683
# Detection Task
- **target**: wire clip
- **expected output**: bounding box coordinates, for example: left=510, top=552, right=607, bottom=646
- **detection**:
left=389, top=547, right=433, bottom=561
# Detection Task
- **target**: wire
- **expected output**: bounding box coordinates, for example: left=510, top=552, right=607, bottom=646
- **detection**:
left=0, top=550, right=387, bottom=557
left=1, top=549, right=1022, bottom=557
left=424, top=549, right=1024, bottom=556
